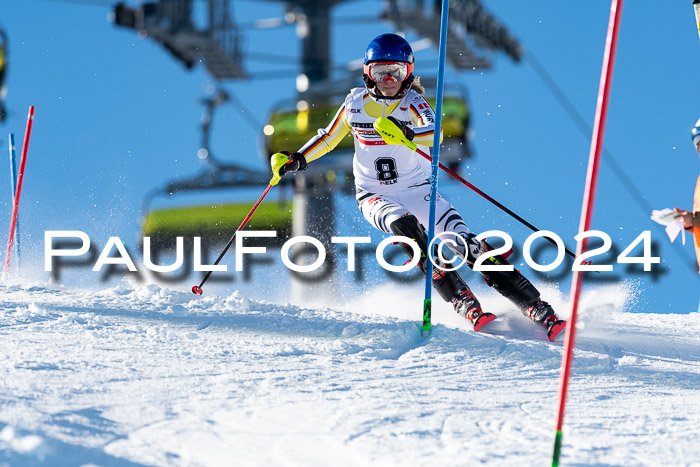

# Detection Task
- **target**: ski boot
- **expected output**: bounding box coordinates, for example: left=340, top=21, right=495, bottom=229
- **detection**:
left=390, top=214, right=494, bottom=333
left=526, top=299, right=566, bottom=342
left=453, top=287, right=496, bottom=332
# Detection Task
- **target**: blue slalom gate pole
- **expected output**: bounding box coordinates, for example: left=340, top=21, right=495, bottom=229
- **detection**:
left=422, top=0, right=450, bottom=337
left=8, top=133, right=21, bottom=267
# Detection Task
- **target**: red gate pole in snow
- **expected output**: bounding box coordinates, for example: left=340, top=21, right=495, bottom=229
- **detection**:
left=551, top=1, right=624, bottom=465
left=4, top=105, right=35, bottom=274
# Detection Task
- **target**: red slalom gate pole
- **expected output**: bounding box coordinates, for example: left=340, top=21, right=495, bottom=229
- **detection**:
left=4, top=106, right=35, bottom=275
left=551, top=1, right=624, bottom=465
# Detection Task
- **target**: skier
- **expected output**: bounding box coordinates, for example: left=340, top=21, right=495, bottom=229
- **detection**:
left=269, top=33, right=566, bottom=341
left=673, top=117, right=700, bottom=274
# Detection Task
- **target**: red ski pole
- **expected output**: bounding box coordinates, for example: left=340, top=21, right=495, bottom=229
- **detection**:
left=412, top=146, right=579, bottom=260
left=191, top=183, right=274, bottom=295
left=552, top=1, right=624, bottom=465
left=373, top=117, right=582, bottom=261
left=4, top=106, right=35, bottom=274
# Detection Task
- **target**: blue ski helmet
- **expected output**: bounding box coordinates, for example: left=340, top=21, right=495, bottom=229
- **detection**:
left=363, top=33, right=415, bottom=99
left=364, top=33, right=414, bottom=65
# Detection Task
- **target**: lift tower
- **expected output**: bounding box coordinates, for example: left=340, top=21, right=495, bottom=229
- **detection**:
left=275, top=1, right=342, bottom=301
left=113, top=0, right=246, bottom=80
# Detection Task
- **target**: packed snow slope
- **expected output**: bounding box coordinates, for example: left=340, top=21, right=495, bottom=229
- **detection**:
left=1, top=280, right=699, bottom=466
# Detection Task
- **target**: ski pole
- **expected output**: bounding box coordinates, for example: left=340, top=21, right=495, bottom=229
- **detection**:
left=4, top=106, right=34, bottom=274
left=191, top=183, right=274, bottom=295
left=415, top=146, right=578, bottom=260
left=375, top=118, right=582, bottom=261
left=8, top=133, right=21, bottom=266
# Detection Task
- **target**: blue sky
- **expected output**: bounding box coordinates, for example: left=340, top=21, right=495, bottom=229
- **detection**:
left=1, top=0, right=699, bottom=312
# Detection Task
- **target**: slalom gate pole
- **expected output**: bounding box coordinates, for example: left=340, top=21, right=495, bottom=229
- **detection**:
left=552, top=1, right=623, bottom=465
left=413, top=146, right=578, bottom=260
left=422, top=0, right=450, bottom=338
left=8, top=133, right=17, bottom=196
left=4, top=106, right=35, bottom=275
left=8, top=133, right=21, bottom=268
left=192, top=183, right=274, bottom=295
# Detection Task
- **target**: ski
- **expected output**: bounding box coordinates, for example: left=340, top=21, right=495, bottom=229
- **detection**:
left=473, top=313, right=497, bottom=332
left=546, top=319, right=567, bottom=342
left=469, top=310, right=497, bottom=332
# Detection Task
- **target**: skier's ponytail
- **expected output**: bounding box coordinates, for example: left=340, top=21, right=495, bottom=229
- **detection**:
left=410, top=76, right=425, bottom=95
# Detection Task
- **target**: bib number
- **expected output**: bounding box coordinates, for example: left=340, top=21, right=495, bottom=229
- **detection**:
left=375, top=157, right=398, bottom=182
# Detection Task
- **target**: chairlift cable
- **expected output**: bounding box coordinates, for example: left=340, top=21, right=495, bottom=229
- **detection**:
left=226, top=89, right=263, bottom=131
left=526, top=50, right=698, bottom=273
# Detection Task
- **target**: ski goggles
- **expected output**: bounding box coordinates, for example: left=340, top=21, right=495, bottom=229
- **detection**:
left=364, top=61, right=414, bottom=82
left=693, top=126, right=700, bottom=153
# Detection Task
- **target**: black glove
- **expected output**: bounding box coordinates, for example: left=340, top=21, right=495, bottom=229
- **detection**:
left=387, top=116, right=415, bottom=141
left=277, top=151, right=308, bottom=176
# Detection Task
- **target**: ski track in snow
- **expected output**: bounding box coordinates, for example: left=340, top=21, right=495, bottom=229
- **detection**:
left=0, top=280, right=699, bottom=466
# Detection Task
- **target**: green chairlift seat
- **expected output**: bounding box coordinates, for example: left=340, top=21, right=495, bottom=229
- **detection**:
left=142, top=201, right=293, bottom=251
left=264, top=95, right=470, bottom=157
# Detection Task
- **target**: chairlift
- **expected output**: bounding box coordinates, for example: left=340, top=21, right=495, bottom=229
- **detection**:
left=262, top=79, right=473, bottom=176
left=140, top=88, right=292, bottom=253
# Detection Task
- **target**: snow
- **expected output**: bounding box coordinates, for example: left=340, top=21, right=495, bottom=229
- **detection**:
left=1, top=280, right=699, bottom=466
